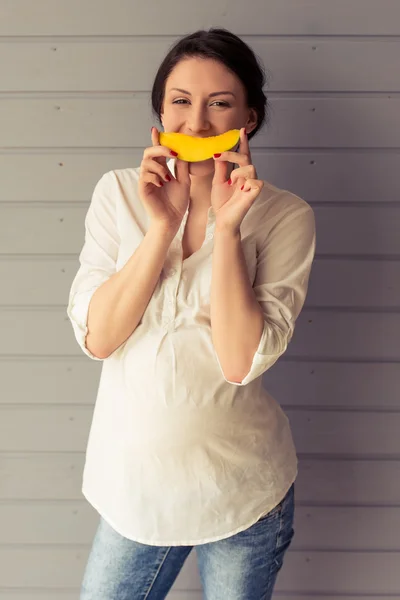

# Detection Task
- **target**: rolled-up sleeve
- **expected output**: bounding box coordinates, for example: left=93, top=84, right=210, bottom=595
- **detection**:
left=222, top=200, right=316, bottom=386
left=66, top=170, right=121, bottom=360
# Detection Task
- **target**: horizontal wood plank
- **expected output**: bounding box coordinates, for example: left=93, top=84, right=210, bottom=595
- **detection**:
left=277, top=551, right=400, bottom=593
left=264, top=361, right=400, bottom=409
left=1, top=405, right=400, bottom=456
left=0, top=546, right=399, bottom=593
left=1, top=308, right=399, bottom=361
left=1, top=359, right=399, bottom=410
left=1, top=205, right=400, bottom=256
left=1, top=40, right=400, bottom=92
left=1, top=258, right=399, bottom=310
left=2, top=0, right=399, bottom=35
left=1, top=153, right=399, bottom=204
left=0, top=97, right=399, bottom=148
left=1, top=454, right=399, bottom=504
left=2, top=502, right=400, bottom=551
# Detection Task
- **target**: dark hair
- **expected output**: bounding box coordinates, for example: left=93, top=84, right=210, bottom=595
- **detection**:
left=150, top=28, right=270, bottom=142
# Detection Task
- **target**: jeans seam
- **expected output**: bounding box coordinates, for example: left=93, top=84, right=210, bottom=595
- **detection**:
left=143, top=546, right=172, bottom=600
left=261, top=508, right=283, bottom=599
left=274, top=502, right=285, bottom=569
left=274, top=485, right=295, bottom=571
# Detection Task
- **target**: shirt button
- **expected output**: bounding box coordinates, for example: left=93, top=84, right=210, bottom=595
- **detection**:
left=168, top=268, right=177, bottom=276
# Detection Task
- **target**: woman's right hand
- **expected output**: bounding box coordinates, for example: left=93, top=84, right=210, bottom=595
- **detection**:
left=138, top=127, right=191, bottom=231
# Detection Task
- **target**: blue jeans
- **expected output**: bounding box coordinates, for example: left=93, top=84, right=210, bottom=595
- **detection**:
left=80, top=483, right=295, bottom=600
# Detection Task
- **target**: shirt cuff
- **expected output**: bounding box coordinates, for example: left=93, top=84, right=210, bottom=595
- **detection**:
left=67, top=288, right=105, bottom=361
left=217, top=319, right=290, bottom=386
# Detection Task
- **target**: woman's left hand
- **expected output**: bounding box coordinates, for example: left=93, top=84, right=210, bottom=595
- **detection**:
left=211, top=127, right=264, bottom=234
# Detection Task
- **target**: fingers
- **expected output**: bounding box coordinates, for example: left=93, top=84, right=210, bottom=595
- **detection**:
left=146, top=128, right=168, bottom=161
left=140, top=169, right=165, bottom=188
left=239, top=179, right=264, bottom=194
left=140, top=126, right=177, bottom=187
left=145, top=128, right=177, bottom=162
left=212, top=157, right=231, bottom=186
left=174, top=158, right=190, bottom=186
left=151, top=126, right=160, bottom=147
left=239, top=126, right=250, bottom=156
left=227, top=164, right=257, bottom=186
left=213, top=151, right=250, bottom=166
left=141, top=157, right=173, bottom=187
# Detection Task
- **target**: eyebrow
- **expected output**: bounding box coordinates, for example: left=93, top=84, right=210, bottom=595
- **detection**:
left=169, top=88, right=236, bottom=99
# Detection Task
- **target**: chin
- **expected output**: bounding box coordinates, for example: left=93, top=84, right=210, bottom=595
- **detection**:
left=188, top=158, right=214, bottom=176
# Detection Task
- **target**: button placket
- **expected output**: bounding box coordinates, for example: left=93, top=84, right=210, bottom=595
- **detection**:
left=161, top=205, right=188, bottom=330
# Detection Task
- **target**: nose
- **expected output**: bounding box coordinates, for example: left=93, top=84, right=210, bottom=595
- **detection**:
left=187, top=106, right=212, bottom=137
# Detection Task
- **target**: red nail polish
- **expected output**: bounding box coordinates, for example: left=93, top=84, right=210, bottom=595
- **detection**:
left=241, top=185, right=244, bottom=190
left=166, top=174, right=171, bottom=182
left=227, top=178, right=232, bottom=185
left=214, top=153, right=221, bottom=158
left=170, top=150, right=178, bottom=156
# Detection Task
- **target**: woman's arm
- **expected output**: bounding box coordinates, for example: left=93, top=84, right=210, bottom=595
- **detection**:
left=210, top=201, right=316, bottom=386
left=67, top=171, right=178, bottom=360
left=85, top=224, right=176, bottom=359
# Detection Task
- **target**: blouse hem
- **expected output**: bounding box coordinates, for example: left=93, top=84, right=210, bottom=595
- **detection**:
left=82, top=473, right=297, bottom=547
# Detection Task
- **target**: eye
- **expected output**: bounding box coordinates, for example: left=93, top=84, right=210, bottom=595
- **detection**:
left=172, top=99, right=230, bottom=107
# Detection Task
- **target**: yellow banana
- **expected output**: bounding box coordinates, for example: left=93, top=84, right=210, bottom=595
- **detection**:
left=159, top=129, right=240, bottom=162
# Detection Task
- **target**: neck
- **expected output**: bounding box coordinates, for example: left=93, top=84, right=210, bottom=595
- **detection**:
left=188, top=163, right=234, bottom=212
left=189, top=174, right=212, bottom=212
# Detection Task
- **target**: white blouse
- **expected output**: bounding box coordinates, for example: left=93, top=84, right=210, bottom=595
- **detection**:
left=67, top=159, right=316, bottom=546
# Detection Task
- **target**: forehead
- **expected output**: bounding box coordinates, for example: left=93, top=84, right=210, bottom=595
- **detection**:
left=166, top=57, right=240, bottom=93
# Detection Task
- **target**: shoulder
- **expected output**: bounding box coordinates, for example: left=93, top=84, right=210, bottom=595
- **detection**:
left=257, top=179, right=314, bottom=219
left=105, top=166, right=141, bottom=188
left=93, top=166, right=142, bottom=203
left=254, top=179, right=314, bottom=226
left=244, top=179, right=315, bottom=243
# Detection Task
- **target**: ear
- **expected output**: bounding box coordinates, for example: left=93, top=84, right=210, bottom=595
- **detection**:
left=246, top=109, right=258, bottom=135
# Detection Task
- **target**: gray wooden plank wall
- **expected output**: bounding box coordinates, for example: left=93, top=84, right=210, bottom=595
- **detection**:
left=1, top=1, right=399, bottom=597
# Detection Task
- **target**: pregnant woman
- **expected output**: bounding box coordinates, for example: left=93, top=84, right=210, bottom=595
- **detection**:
left=67, top=26, right=316, bottom=600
